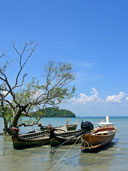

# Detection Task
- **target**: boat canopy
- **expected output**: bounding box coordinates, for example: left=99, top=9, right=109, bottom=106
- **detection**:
left=98, top=116, right=113, bottom=126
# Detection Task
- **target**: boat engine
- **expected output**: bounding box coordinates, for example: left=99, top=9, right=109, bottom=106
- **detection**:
left=81, top=121, right=94, bottom=132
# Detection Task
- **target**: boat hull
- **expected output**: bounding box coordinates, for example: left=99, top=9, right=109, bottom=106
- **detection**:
left=50, top=130, right=81, bottom=147
left=80, top=126, right=117, bottom=151
left=12, top=136, right=50, bottom=149
left=67, top=124, right=77, bottom=130
left=12, top=130, right=50, bottom=149
left=50, top=136, right=80, bottom=147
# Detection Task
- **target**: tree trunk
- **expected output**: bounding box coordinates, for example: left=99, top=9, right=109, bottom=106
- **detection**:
left=11, top=104, right=29, bottom=127
left=1, top=101, right=9, bottom=135
left=2, top=118, right=9, bottom=135
left=11, top=112, right=21, bottom=127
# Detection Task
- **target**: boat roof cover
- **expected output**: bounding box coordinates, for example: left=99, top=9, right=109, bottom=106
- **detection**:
left=98, top=116, right=113, bottom=126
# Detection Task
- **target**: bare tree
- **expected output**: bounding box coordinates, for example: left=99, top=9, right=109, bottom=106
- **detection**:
left=0, top=41, right=37, bottom=134
left=0, top=43, right=75, bottom=134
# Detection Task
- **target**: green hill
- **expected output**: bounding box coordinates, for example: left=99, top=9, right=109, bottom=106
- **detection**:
left=31, top=107, right=76, bottom=117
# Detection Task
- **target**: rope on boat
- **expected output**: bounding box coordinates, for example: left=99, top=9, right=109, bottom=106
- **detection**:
left=49, top=136, right=80, bottom=171
left=81, top=138, right=90, bottom=148
left=50, top=130, right=86, bottom=155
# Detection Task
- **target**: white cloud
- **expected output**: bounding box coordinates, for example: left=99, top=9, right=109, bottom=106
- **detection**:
left=2, top=91, right=8, bottom=95
left=60, top=89, right=128, bottom=116
left=105, top=91, right=125, bottom=103
left=71, top=88, right=103, bottom=104
left=0, top=90, right=11, bottom=101
left=125, top=97, right=128, bottom=101
left=30, top=89, right=43, bottom=101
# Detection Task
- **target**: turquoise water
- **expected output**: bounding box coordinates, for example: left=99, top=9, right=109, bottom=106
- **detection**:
left=0, top=117, right=128, bottom=171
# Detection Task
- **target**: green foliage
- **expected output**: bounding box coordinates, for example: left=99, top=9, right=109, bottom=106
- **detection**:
left=0, top=48, right=76, bottom=130
left=30, top=107, right=76, bottom=117
left=0, top=106, right=13, bottom=125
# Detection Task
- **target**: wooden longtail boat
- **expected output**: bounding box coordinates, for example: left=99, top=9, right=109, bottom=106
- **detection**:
left=54, top=123, right=78, bottom=131
left=67, top=124, right=77, bottom=130
left=80, top=117, right=117, bottom=151
left=65, top=118, right=80, bottom=130
left=39, top=119, right=80, bottom=131
left=11, top=127, right=50, bottom=149
left=50, top=129, right=82, bottom=147
left=11, top=124, right=74, bottom=149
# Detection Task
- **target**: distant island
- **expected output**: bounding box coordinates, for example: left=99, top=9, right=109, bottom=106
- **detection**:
left=0, top=107, right=76, bottom=118
left=30, top=107, right=76, bottom=117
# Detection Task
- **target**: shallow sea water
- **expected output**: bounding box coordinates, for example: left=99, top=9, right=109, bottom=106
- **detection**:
left=0, top=117, right=128, bottom=171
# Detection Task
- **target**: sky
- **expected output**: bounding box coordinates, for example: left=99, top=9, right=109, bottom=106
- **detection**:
left=0, top=0, right=128, bottom=116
